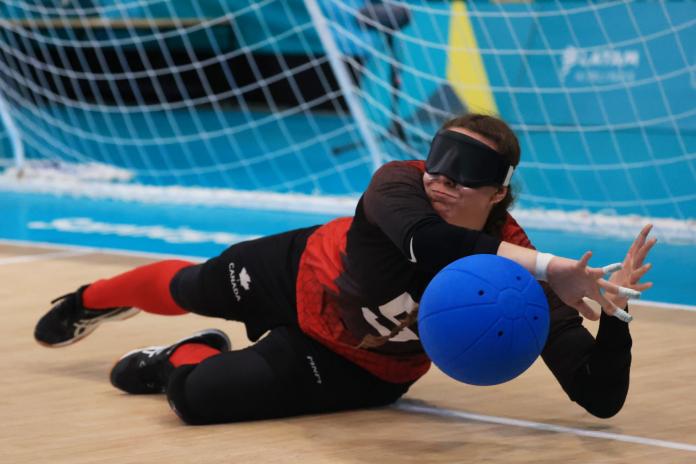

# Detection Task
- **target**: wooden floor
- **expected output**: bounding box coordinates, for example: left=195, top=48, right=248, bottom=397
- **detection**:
left=2, top=243, right=695, bottom=463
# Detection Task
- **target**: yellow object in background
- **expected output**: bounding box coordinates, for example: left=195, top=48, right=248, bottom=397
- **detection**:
left=447, top=1, right=499, bottom=115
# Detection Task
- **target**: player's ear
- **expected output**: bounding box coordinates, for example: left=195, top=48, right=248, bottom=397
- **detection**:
left=490, top=186, right=507, bottom=205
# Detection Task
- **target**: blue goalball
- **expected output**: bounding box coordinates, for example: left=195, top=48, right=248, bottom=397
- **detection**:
left=418, top=254, right=550, bottom=386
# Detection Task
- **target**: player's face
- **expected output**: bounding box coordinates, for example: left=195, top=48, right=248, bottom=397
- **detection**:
left=423, top=128, right=507, bottom=230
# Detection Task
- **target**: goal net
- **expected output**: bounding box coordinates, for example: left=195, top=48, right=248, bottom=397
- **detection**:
left=0, top=0, right=694, bottom=241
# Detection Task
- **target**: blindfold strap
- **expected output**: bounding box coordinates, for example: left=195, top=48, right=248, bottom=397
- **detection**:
left=502, top=165, right=514, bottom=187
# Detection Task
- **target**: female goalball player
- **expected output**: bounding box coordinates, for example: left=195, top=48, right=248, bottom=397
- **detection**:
left=34, top=114, right=655, bottom=424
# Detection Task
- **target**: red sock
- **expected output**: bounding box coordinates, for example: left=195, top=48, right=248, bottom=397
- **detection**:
left=82, top=260, right=192, bottom=315
left=169, top=343, right=220, bottom=367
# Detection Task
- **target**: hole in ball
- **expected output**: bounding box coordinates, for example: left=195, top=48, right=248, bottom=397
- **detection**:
left=497, top=331, right=504, bottom=337
left=516, top=276, right=521, bottom=281
left=533, top=316, right=539, bottom=320
left=478, top=290, right=484, bottom=296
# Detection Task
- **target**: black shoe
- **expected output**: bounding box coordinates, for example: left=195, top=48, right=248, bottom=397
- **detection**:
left=34, top=286, right=139, bottom=347
left=110, top=329, right=231, bottom=394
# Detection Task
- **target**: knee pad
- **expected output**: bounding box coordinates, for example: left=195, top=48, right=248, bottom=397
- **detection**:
left=166, top=365, right=208, bottom=425
left=169, top=265, right=219, bottom=317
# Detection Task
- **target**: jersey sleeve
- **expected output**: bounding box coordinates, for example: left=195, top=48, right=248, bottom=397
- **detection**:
left=540, top=285, right=632, bottom=418
left=361, top=161, right=500, bottom=272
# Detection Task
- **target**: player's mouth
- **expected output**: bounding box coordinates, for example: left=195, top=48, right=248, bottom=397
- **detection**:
left=429, top=188, right=458, bottom=201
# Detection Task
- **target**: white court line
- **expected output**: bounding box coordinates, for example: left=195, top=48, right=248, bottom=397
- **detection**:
left=0, top=238, right=206, bottom=262
left=393, top=402, right=696, bottom=453
left=0, top=238, right=694, bottom=312
left=632, top=299, right=696, bottom=313
left=0, top=249, right=94, bottom=266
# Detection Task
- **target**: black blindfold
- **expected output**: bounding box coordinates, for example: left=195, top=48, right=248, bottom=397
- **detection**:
left=425, top=130, right=514, bottom=188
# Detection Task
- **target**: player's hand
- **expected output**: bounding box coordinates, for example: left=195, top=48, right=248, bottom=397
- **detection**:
left=604, top=224, right=656, bottom=310
left=545, top=252, right=641, bottom=321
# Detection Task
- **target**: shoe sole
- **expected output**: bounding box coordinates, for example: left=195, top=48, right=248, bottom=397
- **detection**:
left=36, top=308, right=141, bottom=348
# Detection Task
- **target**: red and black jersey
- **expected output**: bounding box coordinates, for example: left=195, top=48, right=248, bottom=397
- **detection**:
left=296, top=160, right=535, bottom=383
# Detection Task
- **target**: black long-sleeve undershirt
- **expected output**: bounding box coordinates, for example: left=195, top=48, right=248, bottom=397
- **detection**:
left=541, top=286, right=632, bottom=418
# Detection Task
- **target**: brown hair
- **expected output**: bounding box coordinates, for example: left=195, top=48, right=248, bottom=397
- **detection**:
left=357, top=113, right=521, bottom=350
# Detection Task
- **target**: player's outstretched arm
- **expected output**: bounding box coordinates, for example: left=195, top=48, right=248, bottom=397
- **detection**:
left=496, top=238, right=644, bottom=321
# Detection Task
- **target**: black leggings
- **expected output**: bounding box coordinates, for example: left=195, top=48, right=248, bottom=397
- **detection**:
left=166, top=326, right=410, bottom=424
left=165, top=227, right=412, bottom=424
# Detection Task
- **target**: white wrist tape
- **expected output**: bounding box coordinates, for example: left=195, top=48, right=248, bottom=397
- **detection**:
left=534, top=252, right=555, bottom=281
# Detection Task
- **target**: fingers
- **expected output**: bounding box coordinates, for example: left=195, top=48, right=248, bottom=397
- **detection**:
left=634, top=223, right=652, bottom=248
left=634, top=237, right=657, bottom=268
left=578, top=252, right=609, bottom=281
left=616, top=286, right=641, bottom=299
left=632, top=224, right=652, bottom=250
left=629, top=224, right=655, bottom=266
left=602, top=298, right=634, bottom=323
left=602, top=262, right=623, bottom=274
left=572, top=299, right=600, bottom=321
left=597, top=278, right=622, bottom=294
left=613, top=308, right=634, bottom=323
left=592, top=292, right=635, bottom=323
left=597, top=279, right=642, bottom=299
left=632, top=282, right=653, bottom=291
left=588, top=267, right=605, bottom=280
left=631, top=263, right=652, bottom=283
left=639, top=223, right=653, bottom=240
left=578, top=251, right=593, bottom=268
left=594, top=292, right=618, bottom=314
left=624, top=224, right=654, bottom=266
